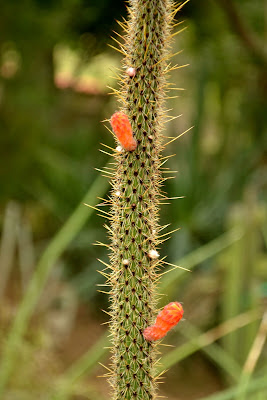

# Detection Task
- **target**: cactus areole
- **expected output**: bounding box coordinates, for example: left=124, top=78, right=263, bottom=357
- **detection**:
left=105, top=1, right=186, bottom=399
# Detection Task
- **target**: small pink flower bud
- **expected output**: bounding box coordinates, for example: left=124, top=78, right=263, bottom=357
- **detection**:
left=126, top=67, right=136, bottom=77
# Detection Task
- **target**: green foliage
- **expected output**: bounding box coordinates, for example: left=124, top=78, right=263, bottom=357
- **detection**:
left=0, top=174, right=109, bottom=394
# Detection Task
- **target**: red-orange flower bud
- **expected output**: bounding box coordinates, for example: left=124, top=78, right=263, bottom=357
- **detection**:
left=143, top=302, right=184, bottom=341
left=110, top=111, right=137, bottom=151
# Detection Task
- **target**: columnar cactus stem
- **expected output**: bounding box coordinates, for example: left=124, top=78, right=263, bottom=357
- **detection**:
left=106, top=1, right=185, bottom=399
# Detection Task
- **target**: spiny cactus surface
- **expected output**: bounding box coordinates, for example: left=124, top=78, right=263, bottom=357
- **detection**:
left=105, top=1, right=186, bottom=399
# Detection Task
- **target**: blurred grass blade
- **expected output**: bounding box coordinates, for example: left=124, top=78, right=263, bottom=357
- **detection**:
left=236, top=312, right=267, bottom=400
left=17, top=218, right=35, bottom=293
left=222, top=201, right=261, bottom=365
left=199, top=375, right=267, bottom=400
left=52, top=331, right=109, bottom=400
left=0, top=174, right=109, bottom=394
left=160, top=227, right=244, bottom=296
left=0, top=202, right=20, bottom=299
left=179, top=323, right=242, bottom=381
left=158, top=310, right=260, bottom=373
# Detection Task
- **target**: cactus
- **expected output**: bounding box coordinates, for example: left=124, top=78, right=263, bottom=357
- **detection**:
left=101, top=1, right=188, bottom=399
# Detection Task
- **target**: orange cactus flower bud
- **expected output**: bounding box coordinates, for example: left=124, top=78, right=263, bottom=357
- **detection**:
left=110, top=111, right=137, bottom=151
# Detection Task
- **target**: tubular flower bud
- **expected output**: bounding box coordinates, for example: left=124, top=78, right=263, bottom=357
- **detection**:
left=143, top=302, right=184, bottom=341
left=110, top=111, right=137, bottom=151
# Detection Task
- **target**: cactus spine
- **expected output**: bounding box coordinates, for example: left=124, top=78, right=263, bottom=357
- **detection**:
left=106, top=1, right=185, bottom=399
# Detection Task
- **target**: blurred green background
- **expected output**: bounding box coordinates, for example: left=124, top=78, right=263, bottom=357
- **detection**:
left=0, top=0, right=266, bottom=399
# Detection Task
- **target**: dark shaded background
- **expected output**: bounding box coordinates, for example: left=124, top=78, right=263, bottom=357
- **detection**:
left=0, top=0, right=266, bottom=399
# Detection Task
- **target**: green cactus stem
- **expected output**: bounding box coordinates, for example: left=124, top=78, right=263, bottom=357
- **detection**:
left=103, top=1, right=188, bottom=399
